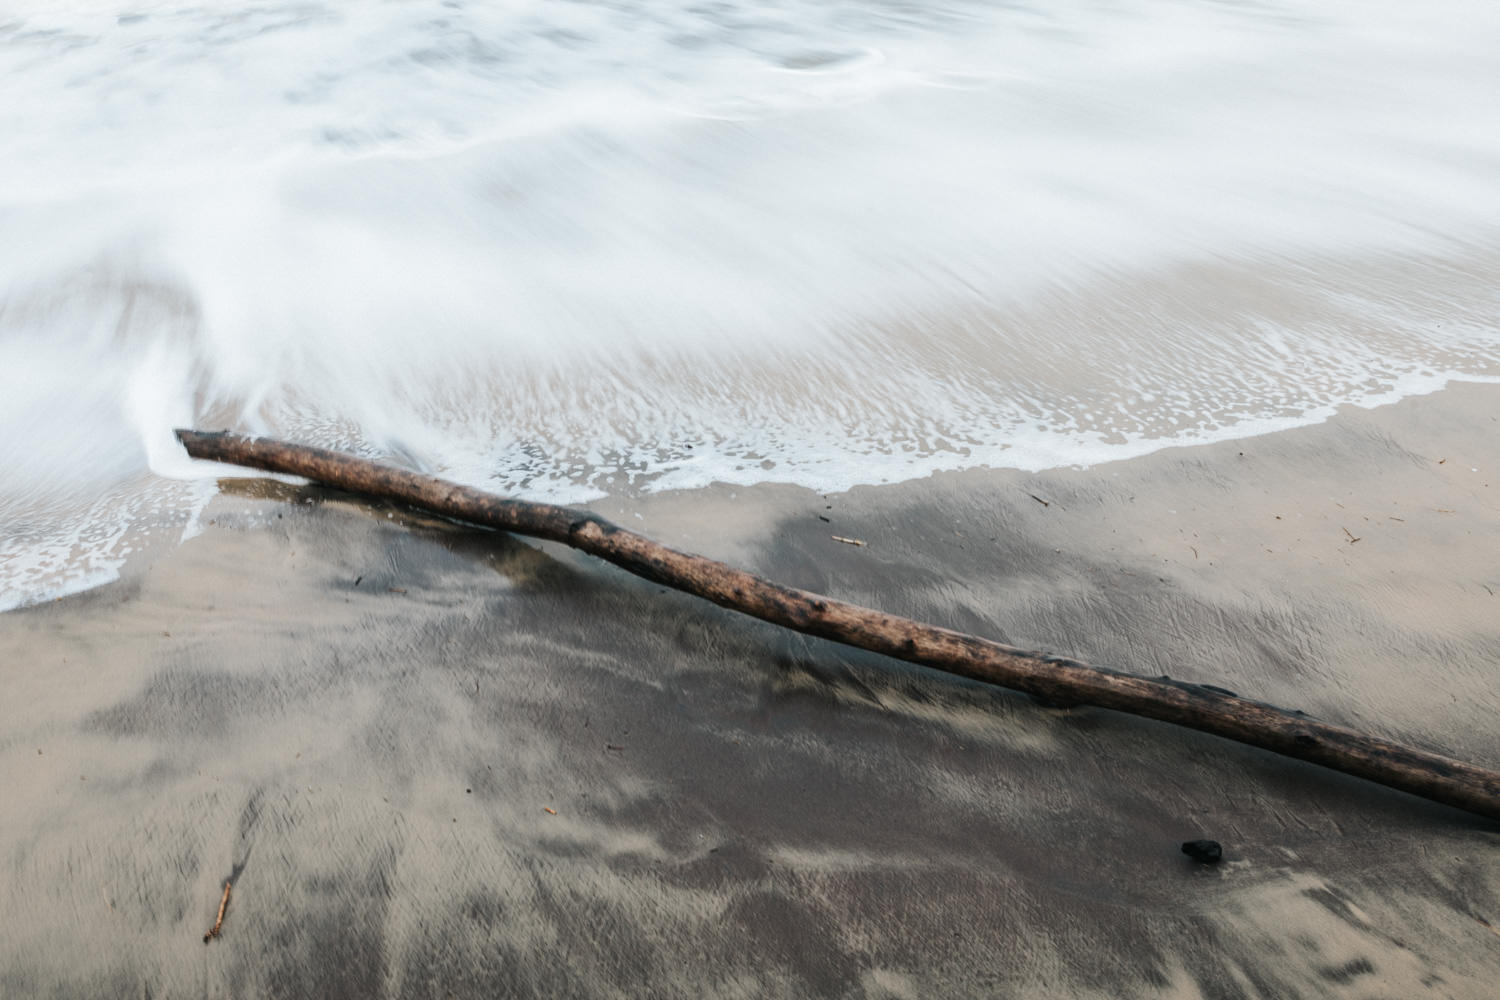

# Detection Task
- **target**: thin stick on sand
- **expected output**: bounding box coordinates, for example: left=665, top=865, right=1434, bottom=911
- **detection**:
left=176, top=430, right=1500, bottom=822
left=203, top=881, right=231, bottom=943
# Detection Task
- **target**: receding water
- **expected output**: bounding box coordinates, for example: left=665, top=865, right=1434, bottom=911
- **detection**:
left=3, top=0, right=1499, bottom=608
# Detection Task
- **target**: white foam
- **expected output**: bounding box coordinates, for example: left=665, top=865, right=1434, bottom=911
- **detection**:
left=2, top=0, right=1500, bottom=608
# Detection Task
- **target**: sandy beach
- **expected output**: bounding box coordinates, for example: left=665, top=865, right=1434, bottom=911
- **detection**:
left=5, top=2, right=1500, bottom=995
left=3, top=381, right=1499, bottom=997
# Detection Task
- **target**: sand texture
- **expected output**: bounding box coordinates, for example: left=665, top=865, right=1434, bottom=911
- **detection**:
left=3, top=383, right=1499, bottom=998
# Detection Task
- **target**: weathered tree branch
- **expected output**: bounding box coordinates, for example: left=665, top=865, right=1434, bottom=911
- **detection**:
left=176, top=429, right=1500, bottom=822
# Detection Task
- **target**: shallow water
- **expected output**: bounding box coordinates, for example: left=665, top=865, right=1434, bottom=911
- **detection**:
left=3, top=0, right=1499, bottom=608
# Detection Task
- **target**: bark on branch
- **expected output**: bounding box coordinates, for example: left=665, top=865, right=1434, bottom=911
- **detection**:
left=176, top=429, right=1500, bottom=822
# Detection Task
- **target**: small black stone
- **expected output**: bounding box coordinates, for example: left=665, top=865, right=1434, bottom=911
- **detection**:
left=1181, top=839, right=1223, bottom=864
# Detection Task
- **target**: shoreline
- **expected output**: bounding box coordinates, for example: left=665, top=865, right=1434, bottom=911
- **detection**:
left=9, top=370, right=1500, bottom=619
left=3, top=381, right=1499, bottom=997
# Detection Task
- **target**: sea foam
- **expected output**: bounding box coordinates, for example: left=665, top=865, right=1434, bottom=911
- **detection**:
left=2, top=0, right=1499, bottom=608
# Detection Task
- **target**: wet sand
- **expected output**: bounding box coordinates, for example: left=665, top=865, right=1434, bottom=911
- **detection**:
left=3, top=382, right=1499, bottom=998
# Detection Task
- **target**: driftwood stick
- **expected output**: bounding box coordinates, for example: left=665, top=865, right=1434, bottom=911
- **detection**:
left=176, top=429, right=1500, bottom=822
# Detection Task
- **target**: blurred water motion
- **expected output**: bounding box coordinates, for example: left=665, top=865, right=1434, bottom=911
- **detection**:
left=2, top=0, right=1499, bottom=607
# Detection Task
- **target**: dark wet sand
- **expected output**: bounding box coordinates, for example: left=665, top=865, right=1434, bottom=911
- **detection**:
left=3, top=382, right=1499, bottom=998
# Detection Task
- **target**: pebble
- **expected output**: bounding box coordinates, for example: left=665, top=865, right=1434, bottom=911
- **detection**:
left=1181, top=839, right=1223, bottom=864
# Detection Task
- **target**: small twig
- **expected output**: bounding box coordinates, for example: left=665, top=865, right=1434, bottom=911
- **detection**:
left=1342, top=527, right=1361, bottom=544
left=1026, top=492, right=1051, bottom=508
left=831, top=535, right=866, bottom=547
left=203, top=881, right=231, bottom=943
